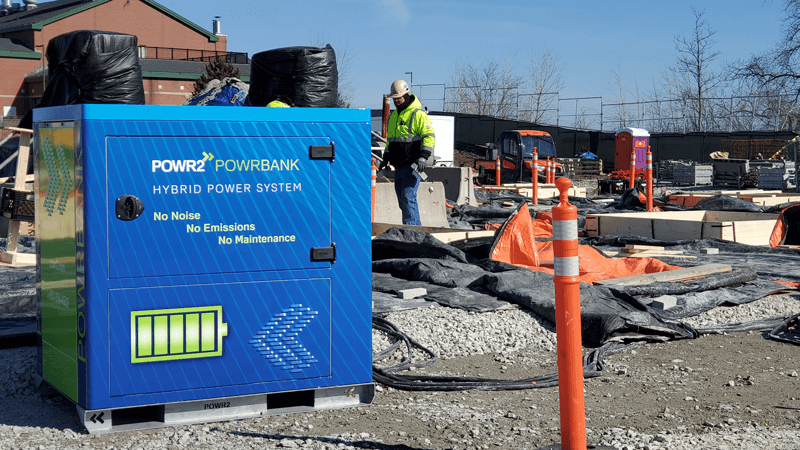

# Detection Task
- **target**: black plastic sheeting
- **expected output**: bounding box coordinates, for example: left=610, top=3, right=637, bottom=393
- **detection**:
left=768, top=313, right=800, bottom=346
left=247, top=45, right=338, bottom=108
left=20, top=30, right=145, bottom=129
left=373, top=228, right=695, bottom=347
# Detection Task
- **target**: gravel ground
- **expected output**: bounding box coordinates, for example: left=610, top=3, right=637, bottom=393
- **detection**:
left=1, top=290, right=799, bottom=450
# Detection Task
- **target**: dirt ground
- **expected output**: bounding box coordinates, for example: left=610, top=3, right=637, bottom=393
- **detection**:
left=4, top=327, right=798, bottom=450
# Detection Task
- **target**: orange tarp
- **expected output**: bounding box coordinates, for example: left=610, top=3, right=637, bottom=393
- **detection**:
left=490, top=203, right=680, bottom=284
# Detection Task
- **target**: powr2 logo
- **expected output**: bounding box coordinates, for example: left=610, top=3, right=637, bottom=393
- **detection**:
left=151, top=152, right=214, bottom=173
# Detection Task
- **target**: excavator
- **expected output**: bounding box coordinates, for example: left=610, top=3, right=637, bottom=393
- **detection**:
left=474, top=130, right=563, bottom=185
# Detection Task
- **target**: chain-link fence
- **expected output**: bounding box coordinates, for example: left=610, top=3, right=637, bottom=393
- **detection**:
left=414, top=84, right=800, bottom=133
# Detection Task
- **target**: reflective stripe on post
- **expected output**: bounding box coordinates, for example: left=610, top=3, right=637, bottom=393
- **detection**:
left=496, top=154, right=501, bottom=186
left=646, top=146, right=653, bottom=211
left=371, top=158, right=377, bottom=223
left=552, top=177, right=587, bottom=450
left=629, top=150, right=636, bottom=189
left=532, top=147, right=539, bottom=205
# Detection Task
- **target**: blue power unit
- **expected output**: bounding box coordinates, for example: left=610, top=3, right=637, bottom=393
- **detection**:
left=33, top=105, right=373, bottom=430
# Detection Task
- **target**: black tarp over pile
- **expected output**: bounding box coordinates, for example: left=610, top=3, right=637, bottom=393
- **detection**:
left=20, top=30, right=145, bottom=128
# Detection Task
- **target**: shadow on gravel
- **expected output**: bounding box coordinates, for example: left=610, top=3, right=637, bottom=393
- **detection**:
left=227, top=429, right=432, bottom=450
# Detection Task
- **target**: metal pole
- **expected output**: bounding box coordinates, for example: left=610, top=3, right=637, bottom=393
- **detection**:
left=600, top=95, right=604, bottom=132
left=730, top=95, right=734, bottom=132
left=532, top=147, right=539, bottom=205
left=795, top=140, right=799, bottom=193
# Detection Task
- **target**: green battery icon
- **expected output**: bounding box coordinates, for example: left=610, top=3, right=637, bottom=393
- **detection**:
left=130, top=306, right=229, bottom=363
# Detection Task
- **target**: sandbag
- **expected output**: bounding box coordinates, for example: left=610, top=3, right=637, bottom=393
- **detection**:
left=20, top=30, right=145, bottom=128
left=247, top=45, right=338, bottom=107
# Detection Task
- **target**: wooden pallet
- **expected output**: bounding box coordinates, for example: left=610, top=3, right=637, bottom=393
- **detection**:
left=0, top=127, right=34, bottom=266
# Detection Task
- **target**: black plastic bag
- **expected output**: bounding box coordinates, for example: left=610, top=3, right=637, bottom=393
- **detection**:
left=247, top=45, right=338, bottom=107
left=20, top=30, right=145, bottom=128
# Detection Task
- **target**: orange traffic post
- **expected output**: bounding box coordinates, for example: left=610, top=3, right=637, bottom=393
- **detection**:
left=371, top=158, right=377, bottom=222
left=532, top=147, right=539, bottom=205
left=628, top=149, right=636, bottom=189
left=496, top=153, right=501, bottom=186
left=552, top=177, right=586, bottom=450
left=646, top=146, right=653, bottom=211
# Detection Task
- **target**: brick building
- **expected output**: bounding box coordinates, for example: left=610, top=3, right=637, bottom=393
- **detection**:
left=0, top=0, right=249, bottom=134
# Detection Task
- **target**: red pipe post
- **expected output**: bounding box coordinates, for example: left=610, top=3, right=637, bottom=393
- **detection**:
left=552, top=177, right=587, bottom=450
left=532, top=147, right=539, bottom=205
left=371, top=157, right=377, bottom=222
left=628, top=149, right=636, bottom=189
left=646, top=146, right=653, bottom=211
left=381, top=95, right=391, bottom=139
left=496, top=153, right=501, bottom=186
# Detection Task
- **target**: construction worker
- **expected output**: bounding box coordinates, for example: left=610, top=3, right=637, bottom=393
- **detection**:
left=266, top=95, right=294, bottom=108
left=379, top=79, right=435, bottom=225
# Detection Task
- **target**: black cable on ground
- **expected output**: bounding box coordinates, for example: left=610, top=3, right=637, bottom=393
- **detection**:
left=372, top=315, right=639, bottom=391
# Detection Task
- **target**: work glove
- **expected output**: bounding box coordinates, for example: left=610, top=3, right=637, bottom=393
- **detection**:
left=415, top=157, right=426, bottom=173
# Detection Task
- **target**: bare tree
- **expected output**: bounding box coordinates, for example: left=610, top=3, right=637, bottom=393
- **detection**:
left=673, top=7, right=721, bottom=131
left=446, top=56, right=523, bottom=119
left=728, top=0, right=800, bottom=131
left=520, top=48, right=564, bottom=123
left=732, top=1, right=800, bottom=98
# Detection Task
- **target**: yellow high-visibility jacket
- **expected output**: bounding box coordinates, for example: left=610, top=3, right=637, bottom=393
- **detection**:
left=386, top=95, right=435, bottom=167
left=266, top=100, right=291, bottom=108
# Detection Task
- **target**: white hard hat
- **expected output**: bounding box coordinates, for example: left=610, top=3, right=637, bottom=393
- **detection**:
left=389, top=79, right=410, bottom=98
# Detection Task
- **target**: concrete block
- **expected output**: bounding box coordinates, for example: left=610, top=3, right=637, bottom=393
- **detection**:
left=373, top=181, right=449, bottom=228
left=651, top=295, right=678, bottom=310
left=702, top=248, right=719, bottom=254
left=397, top=288, right=427, bottom=299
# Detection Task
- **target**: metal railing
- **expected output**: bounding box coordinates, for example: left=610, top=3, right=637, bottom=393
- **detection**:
left=137, top=46, right=249, bottom=64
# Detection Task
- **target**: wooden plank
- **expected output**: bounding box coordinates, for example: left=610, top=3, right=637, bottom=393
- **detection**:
left=594, top=263, right=732, bottom=286
left=373, top=222, right=452, bottom=236
left=430, top=230, right=496, bottom=243
left=4, top=127, right=33, bottom=134
left=624, top=244, right=665, bottom=251
left=372, top=222, right=495, bottom=242
left=0, top=251, right=35, bottom=266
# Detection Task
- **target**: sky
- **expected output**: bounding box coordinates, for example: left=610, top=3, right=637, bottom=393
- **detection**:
left=158, top=0, right=787, bottom=112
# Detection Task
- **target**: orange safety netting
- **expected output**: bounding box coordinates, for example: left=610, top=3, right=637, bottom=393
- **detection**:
left=489, top=203, right=681, bottom=284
